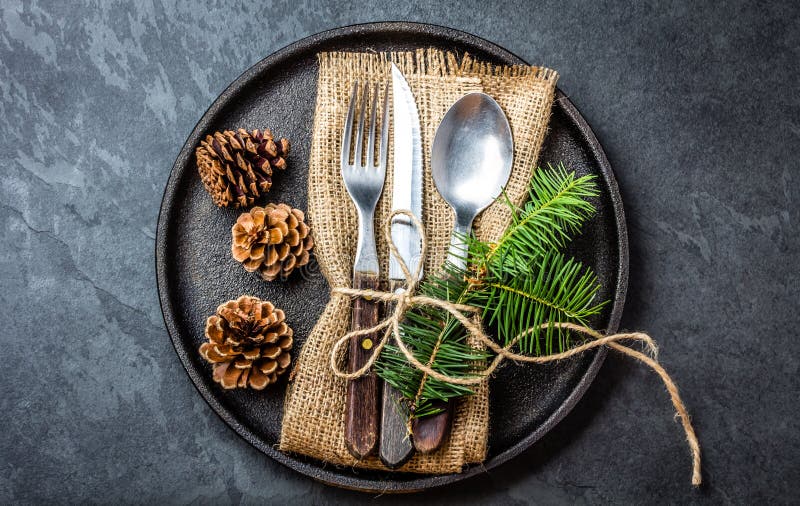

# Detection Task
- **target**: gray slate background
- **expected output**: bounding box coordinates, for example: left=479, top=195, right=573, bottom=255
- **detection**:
left=1, top=0, right=798, bottom=504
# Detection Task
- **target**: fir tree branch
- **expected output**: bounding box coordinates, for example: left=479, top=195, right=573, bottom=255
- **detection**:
left=374, top=164, right=608, bottom=418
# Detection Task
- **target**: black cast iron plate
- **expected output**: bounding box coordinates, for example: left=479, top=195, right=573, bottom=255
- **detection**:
left=155, top=22, right=628, bottom=493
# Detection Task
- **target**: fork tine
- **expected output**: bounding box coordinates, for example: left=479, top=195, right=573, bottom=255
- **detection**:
left=354, top=83, right=368, bottom=168
left=366, top=82, right=379, bottom=168
left=379, top=80, right=390, bottom=171
left=341, top=81, right=358, bottom=168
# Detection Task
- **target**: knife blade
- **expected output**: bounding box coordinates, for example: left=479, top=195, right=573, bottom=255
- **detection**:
left=379, top=63, right=423, bottom=468
left=388, top=63, right=423, bottom=282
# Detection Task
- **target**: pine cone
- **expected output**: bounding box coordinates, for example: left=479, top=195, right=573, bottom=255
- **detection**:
left=199, top=296, right=293, bottom=390
left=231, top=203, right=314, bottom=281
left=196, top=128, right=290, bottom=208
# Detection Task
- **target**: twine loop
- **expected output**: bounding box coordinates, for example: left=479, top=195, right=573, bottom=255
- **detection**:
left=329, top=210, right=701, bottom=486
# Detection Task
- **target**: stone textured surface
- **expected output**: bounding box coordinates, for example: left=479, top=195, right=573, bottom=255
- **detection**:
left=1, top=0, right=798, bottom=503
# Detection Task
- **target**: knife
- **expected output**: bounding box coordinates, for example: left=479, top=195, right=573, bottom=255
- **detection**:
left=379, top=63, right=423, bottom=468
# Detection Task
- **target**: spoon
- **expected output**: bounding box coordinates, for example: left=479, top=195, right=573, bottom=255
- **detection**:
left=412, top=92, right=513, bottom=453
left=433, top=92, right=513, bottom=269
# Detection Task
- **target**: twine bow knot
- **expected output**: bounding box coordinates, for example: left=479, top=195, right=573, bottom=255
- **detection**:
left=329, top=209, right=701, bottom=486
left=330, top=210, right=483, bottom=382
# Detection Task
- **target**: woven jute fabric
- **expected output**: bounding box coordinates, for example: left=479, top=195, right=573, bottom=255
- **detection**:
left=279, top=49, right=558, bottom=474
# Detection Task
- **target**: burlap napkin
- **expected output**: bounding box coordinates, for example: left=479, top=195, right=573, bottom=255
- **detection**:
left=279, top=48, right=558, bottom=474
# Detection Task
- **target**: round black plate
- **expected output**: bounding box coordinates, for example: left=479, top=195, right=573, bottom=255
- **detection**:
left=156, top=22, right=628, bottom=493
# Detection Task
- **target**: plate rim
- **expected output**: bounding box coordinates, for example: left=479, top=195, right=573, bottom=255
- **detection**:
left=155, top=21, right=628, bottom=493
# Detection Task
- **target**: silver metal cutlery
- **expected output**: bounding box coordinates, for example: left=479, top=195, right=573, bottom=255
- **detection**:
left=379, top=63, right=424, bottom=468
left=341, top=80, right=389, bottom=459
left=413, top=92, right=513, bottom=453
left=341, top=73, right=513, bottom=460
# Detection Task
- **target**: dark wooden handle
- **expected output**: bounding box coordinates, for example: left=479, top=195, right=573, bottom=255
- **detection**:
left=411, top=267, right=459, bottom=454
left=411, top=400, right=453, bottom=453
left=379, top=279, right=415, bottom=468
left=344, top=272, right=380, bottom=459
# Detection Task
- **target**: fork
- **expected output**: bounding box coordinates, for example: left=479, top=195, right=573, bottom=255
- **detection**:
left=341, top=80, right=389, bottom=459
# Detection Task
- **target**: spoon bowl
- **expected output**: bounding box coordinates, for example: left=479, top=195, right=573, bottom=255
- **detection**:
left=431, top=92, right=513, bottom=266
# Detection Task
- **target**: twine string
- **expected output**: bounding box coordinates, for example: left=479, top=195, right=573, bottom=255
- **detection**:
left=329, top=209, right=701, bottom=486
